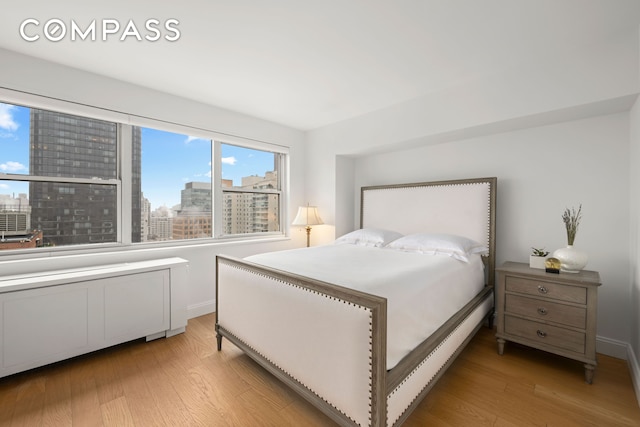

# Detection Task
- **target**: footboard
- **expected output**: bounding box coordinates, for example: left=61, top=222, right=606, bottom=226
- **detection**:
left=216, top=255, right=387, bottom=427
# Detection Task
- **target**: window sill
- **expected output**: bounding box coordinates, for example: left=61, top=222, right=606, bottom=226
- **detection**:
left=0, top=234, right=291, bottom=261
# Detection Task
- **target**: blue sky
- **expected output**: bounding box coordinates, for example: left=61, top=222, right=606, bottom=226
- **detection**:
left=0, top=102, right=274, bottom=210
left=140, top=128, right=275, bottom=209
left=0, top=103, right=30, bottom=196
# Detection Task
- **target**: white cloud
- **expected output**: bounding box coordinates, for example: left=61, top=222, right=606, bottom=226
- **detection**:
left=0, top=183, right=9, bottom=189
left=0, top=161, right=26, bottom=172
left=185, top=135, right=207, bottom=144
left=0, top=104, right=19, bottom=132
left=222, top=156, right=237, bottom=165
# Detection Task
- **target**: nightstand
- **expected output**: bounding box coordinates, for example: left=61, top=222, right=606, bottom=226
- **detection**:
left=495, top=261, right=601, bottom=383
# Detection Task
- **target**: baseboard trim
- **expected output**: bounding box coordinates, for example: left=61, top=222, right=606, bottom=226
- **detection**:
left=596, top=335, right=629, bottom=360
left=599, top=336, right=640, bottom=407
left=627, top=344, right=640, bottom=407
left=188, top=299, right=215, bottom=319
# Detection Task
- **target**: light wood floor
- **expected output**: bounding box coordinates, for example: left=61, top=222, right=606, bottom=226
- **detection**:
left=1, top=313, right=639, bottom=426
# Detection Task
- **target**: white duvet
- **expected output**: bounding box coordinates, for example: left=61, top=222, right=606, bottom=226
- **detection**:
left=245, top=244, right=485, bottom=369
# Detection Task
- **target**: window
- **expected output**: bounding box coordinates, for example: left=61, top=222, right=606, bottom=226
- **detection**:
left=0, top=97, right=287, bottom=252
left=217, top=143, right=282, bottom=237
left=136, top=126, right=212, bottom=242
left=0, top=102, right=118, bottom=249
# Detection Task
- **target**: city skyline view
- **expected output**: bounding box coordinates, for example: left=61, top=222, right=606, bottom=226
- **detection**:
left=0, top=102, right=276, bottom=211
left=0, top=102, right=282, bottom=248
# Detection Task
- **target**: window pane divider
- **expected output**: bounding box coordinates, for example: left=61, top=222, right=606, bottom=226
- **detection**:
left=0, top=174, right=119, bottom=186
left=221, top=188, right=280, bottom=195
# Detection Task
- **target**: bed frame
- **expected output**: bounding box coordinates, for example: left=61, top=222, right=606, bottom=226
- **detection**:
left=215, top=177, right=497, bottom=426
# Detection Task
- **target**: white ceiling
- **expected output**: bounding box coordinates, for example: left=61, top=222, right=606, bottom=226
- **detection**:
left=0, top=1, right=638, bottom=130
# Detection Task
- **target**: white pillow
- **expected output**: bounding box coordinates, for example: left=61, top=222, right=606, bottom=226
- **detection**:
left=334, top=228, right=403, bottom=248
left=385, top=233, right=488, bottom=262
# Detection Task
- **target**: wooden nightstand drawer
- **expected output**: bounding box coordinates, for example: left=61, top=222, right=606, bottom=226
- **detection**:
left=506, top=276, right=586, bottom=304
left=505, top=294, right=586, bottom=329
left=505, top=315, right=586, bottom=354
left=496, top=262, right=601, bottom=383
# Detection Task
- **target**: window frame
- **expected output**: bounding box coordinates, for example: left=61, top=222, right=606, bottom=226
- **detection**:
left=0, top=88, right=289, bottom=254
left=0, top=100, right=122, bottom=247
left=213, top=140, right=286, bottom=239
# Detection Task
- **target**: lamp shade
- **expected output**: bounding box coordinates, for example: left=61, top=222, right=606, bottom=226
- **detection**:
left=292, top=205, right=323, bottom=226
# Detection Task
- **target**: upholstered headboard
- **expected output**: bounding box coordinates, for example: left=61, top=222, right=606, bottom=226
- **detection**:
left=360, top=177, right=497, bottom=286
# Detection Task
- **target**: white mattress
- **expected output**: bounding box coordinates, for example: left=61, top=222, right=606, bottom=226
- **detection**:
left=245, top=244, right=485, bottom=369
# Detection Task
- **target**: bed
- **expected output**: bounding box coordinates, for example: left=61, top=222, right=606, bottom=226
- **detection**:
left=215, top=177, right=497, bottom=426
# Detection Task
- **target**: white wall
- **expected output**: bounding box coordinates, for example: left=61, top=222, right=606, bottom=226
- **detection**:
left=304, top=30, right=639, bottom=359
left=629, top=36, right=640, bottom=398
left=354, top=113, right=630, bottom=355
left=0, top=47, right=308, bottom=318
left=306, top=31, right=638, bottom=239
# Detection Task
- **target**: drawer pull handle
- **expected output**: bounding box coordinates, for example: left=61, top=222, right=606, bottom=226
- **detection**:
left=537, top=285, right=548, bottom=294
left=537, top=330, right=547, bottom=338
left=537, top=307, right=548, bottom=315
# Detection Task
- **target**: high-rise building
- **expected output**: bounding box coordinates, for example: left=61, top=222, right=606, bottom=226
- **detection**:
left=180, top=182, right=212, bottom=211
left=131, top=126, right=142, bottom=242
left=149, top=206, right=173, bottom=241
left=28, top=110, right=141, bottom=246
left=173, top=182, right=212, bottom=240
left=171, top=173, right=279, bottom=239
left=223, top=171, right=278, bottom=234
left=141, top=194, right=151, bottom=242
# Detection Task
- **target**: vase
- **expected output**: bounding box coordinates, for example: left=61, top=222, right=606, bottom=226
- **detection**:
left=553, top=245, right=588, bottom=273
